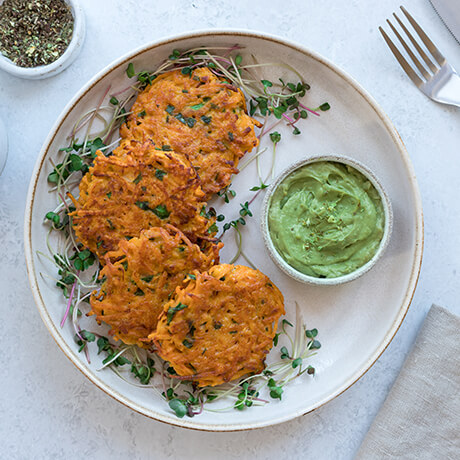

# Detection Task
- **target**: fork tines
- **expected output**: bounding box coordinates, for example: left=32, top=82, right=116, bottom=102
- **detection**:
left=379, top=6, right=446, bottom=87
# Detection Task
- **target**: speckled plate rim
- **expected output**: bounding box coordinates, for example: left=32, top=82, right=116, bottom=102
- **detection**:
left=24, top=28, right=424, bottom=432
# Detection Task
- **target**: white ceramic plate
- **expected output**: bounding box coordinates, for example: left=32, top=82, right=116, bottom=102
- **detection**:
left=24, top=30, right=423, bottom=431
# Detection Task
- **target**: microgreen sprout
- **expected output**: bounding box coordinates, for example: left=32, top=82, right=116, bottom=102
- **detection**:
left=269, top=131, right=281, bottom=180
left=41, top=44, right=327, bottom=417
left=94, top=302, right=319, bottom=418
left=250, top=183, right=268, bottom=192
left=217, top=187, right=236, bottom=204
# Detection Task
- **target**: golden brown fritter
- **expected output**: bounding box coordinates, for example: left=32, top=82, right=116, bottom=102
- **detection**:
left=149, top=264, right=285, bottom=387
left=119, top=67, right=261, bottom=199
left=90, top=225, right=222, bottom=347
left=71, top=141, right=216, bottom=262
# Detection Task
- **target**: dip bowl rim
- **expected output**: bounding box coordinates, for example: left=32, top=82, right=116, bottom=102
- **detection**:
left=0, top=0, right=85, bottom=80
left=260, top=154, right=394, bottom=286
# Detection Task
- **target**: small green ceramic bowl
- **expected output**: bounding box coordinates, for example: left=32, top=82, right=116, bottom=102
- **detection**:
left=261, top=154, right=393, bottom=285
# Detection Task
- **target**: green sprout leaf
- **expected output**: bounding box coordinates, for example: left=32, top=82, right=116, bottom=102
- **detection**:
left=45, top=211, right=60, bottom=226
left=97, top=337, right=110, bottom=354
left=47, top=163, right=70, bottom=184
left=269, top=131, right=281, bottom=144
left=169, top=49, right=181, bottom=60
left=131, top=362, right=155, bottom=385
left=305, top=328, right=318, bottom=338
left=310, top=339, right=321, bottom=349
left=116, top=356, right=131, bottom=366
left=69, top=154, right=83, bottom=171
left=137, top=71, right=156, bottom=85
left=261, top=79, right=273, bottom=88
left=267, top=378, right=283, bottom=400
left=89, top=138, right=106, bottom=158
left=272, top=105, right=287, bottom=119
left=80, top=330, right=95, bottom=342
left=250, top=183, right=268, bottom=192
left=207, top=223, right=218, bottom=234
left=78, top=249, right=91, bottom=260
left=126, top=63, right=135, bottom=78
left=169, top=398, right=188, bottom=418
left=280, top=346, right=289, bottom=359
left=239, top=201, right=252, bottom=217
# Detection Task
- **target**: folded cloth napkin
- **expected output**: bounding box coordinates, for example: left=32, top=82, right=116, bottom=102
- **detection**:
left=356, top=305, right=460, bottom=459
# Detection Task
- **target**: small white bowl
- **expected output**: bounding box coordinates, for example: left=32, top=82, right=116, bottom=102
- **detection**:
left=261, top=154, right=393, bottom=285
left=0, top=0, right=85, bottom=79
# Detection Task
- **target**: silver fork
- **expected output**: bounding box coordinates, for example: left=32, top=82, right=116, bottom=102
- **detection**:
left=380, top=6, right=460, bottom=107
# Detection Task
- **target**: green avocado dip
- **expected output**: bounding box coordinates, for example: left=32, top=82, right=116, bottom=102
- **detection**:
left=268, top=161, right=385, bottom=278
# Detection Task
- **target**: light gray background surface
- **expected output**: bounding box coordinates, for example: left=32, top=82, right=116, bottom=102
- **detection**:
left=1, top=0, right=459, bottom=458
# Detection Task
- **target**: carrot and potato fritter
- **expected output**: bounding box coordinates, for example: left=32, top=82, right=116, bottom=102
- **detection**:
left=90, top=225, right=222, bottom=347
left=71, top=64, right=287, bottom=382
left=71, top=141, right=216, bottom=262
left=120, top=67, right=261, bottom=198
left=149, top=264, right=285, bottom=387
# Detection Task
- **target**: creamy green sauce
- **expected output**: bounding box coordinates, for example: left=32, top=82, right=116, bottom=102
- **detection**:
left=268, top=161, right=385, bottom=278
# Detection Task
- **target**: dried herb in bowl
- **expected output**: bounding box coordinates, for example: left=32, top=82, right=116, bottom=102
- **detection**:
left=0, top=0, right=74, bottom=68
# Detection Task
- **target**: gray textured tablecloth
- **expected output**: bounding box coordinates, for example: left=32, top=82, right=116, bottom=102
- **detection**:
left=356, top=305, right=460, bottom=459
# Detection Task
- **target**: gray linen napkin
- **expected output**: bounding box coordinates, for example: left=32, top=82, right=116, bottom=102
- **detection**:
left=356, top=305, right=460, bottom=459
